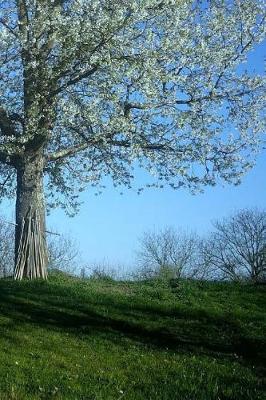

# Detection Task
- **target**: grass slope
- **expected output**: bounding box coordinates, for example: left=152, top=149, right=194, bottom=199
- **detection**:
left=0, top=272, right=265, bottom=400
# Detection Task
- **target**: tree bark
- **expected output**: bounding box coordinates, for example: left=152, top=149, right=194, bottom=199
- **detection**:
left=14, top=151, right=48, bottom=280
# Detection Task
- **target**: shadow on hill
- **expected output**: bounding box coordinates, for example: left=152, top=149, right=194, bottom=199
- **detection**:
left=0, top=279, right=264, bottom=370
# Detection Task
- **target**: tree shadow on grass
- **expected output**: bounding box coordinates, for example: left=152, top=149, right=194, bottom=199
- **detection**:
left=0, top=279, right=265, bottom=371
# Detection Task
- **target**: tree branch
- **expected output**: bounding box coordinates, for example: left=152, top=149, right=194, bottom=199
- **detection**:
left=52, top=65, right=99, bottom=95
left=0, top=19, right=18, bottom=38
left=0, top=147, right=15, bottom=165
left=0, top=107, right=18, bottom=137
left=16, top=0, right=29, bottom=38
left=46, top=130, right=178, bottom=164
left=46, top=142, right=91, bottom=162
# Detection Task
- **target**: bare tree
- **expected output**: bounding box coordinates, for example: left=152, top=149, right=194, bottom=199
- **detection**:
left=0, top=217, right=14, bottom=277
left=47, top=234, right=81, bottom=275
left=137, top=227, right=201, bottom=279
left=206, top=209, right=266, bottom=282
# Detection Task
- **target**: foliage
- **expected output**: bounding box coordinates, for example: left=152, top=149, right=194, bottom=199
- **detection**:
left=79, top=258, right=128, bottom=280
left=0, top=0, right=265, bottom=213
left=0, top=273, right=265, bottom=399
left=89, top=264, right=117, bottom=281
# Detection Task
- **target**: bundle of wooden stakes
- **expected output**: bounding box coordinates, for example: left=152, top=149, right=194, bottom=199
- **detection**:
left=14, top=209, right=48, bottom=280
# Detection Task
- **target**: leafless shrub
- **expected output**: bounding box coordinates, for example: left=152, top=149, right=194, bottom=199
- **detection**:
left=136, top=227, right=202, bottom=280
left=87, top=259, right=118, bottom=280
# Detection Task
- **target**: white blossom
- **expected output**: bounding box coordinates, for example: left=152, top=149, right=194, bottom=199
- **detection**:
left=0, top=0, right=265, bottom=211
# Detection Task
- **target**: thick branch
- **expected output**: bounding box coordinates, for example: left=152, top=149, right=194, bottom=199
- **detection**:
left=52, top=65, right=99, bottom=95
left=46, top=132, right=178, bottom=163
left=0, top=147, right=16, bottom=165
left=16, top=0, right=29, bottom=39
left=0, top=19, right=18, bottom=38
left=0, top=107, right=18, bottom=137
left=0, top=152, right=9, bottom=164
left=46, top=142, right=91, bottom=162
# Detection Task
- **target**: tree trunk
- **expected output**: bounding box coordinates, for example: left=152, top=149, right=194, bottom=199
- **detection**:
left=14, top=151, right=48, bottom=280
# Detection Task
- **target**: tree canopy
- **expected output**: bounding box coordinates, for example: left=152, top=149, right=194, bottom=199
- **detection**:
left=0, top=0, right=265, bottom=213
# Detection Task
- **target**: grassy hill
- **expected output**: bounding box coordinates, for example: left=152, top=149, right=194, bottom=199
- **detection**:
left=0, top=272, right=265, bottom=400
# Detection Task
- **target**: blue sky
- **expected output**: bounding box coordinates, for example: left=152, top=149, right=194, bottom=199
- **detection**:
left=45, top=152, right=266, bottom=271
left=1, top=38, right=265, bottom=274
left=3, top=152, right=265, bottom=273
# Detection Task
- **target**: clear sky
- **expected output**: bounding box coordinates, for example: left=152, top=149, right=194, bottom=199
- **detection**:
left=1, top=39, right=265, bottom=275
left=47, top=152, right=266, bottom=272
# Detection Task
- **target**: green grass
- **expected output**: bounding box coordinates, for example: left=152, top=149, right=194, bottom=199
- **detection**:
left=0, top=272, right=265, bottom=400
